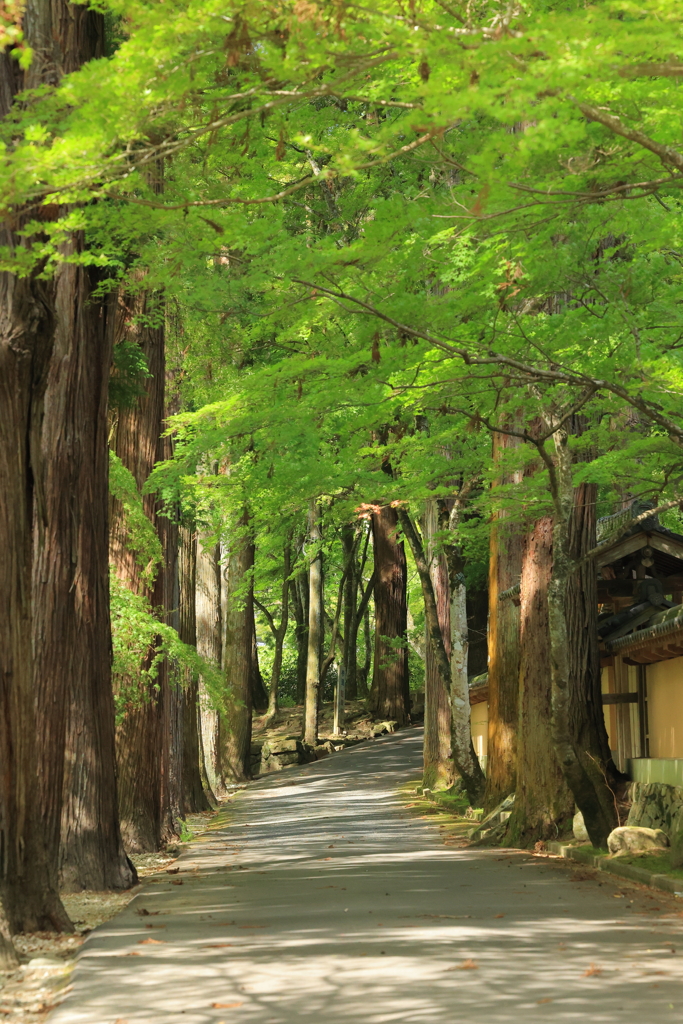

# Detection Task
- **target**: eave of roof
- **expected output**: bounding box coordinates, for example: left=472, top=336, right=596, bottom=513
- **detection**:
left=606, top=606, right=683, bottom=662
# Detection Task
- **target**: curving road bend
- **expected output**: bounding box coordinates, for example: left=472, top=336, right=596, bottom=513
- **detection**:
left=50, top=727, right=683, bottom=1024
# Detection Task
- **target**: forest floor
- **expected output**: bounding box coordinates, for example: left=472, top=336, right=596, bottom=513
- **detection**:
left=251, top=699, right=399, bottom=747
left=33, top=726, right=683, bottom=1024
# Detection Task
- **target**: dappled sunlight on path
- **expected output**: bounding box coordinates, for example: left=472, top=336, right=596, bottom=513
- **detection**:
left=50, top=729, right=683, bottom=1023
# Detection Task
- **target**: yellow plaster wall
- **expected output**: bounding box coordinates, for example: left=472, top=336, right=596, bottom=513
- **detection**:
left=601, top=665, right=616, bottom=751
left=647, top=657, right=683, bottom=759
left=471, top=701, right=488, bottom=760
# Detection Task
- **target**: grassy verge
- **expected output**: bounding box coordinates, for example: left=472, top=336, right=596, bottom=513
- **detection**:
left=398, top=778, right=473, bottom=845
left=561, top=842, right=683, bottom=881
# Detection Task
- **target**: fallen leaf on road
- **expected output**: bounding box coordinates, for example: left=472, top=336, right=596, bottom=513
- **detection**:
left=583, top=964, right=603, bottom=977
left=239, top=925, right=265, bottom=929
left=328, top=845, right=334, bottom=848
left=456, top=959, right=478, bottom=970
left=120, top=952, right=142, bottom=957
left=138, top=938, right=166, bottom=945
left=202, top=944, right=234, bottom=949
left=171, top=880, right=183, bottom=885
left=145, top=924, right=165, bottom=929
left=211, top=1002, right=243, bottom=1009
left=537, top=998, right=553, bottom=1004
left=493, top=914, right=505, bottom=919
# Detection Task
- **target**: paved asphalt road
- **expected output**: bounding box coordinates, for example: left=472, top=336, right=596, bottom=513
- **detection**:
left=50, top=727, right=683, bottom=1024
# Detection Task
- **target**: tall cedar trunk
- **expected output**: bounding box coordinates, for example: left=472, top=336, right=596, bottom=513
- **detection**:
left=158, top=473, right=180, bottom=843
left=57, top=281, right=134, bottom=893
left=293, top=572, right=309, bottom=705
left=568, top=483, right=618, bottom=779
left=220, top=517, right=254, bottom=782
left=369, top=507, right=410, bottom=725
left=398, top=508, right=484, bottom=806
left=0, top=1, right=122, bottom=931
left=342, top=526, right=359, bottom=700
left=548, top=435, right=619, bottom=848
left=179, top=527, right=212, bottom=813
left=0, top=257, right=70, bottom=931
left=422, top=500, right=453, bottom=791
left=304, top=504, right=323, bottom=744
left=484, top=431, right=524, bottom=812
left=507, top=517, right=573, bottom=844
left=195, top=535, right=222, bottom=798
left=110, top=290, right=172, bottom=853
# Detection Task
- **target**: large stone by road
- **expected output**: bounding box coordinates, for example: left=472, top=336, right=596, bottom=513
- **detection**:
left=50, top=728, right=683, bottom=1023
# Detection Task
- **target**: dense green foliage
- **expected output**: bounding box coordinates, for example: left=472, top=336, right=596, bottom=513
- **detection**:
left=6, top=0, right=683, bottom=703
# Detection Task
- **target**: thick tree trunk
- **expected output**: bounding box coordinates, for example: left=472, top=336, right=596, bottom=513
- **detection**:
left=220, top=517, right=254, bottom=782
left=0, top=265, right=70, bottom=931
left=57, top=277, right=135, bottom=893
left=422, top=500, right=453, bottom=791
left=548, top=437, right=620, bottom=848
left=484, top=431, right=524, bottom=812
left=0, top=0, right=124, bottom=927
left=398, top=508, right=484, bottom=806
left=110, top=290, right=171, bottom=853
left=304, top=503, right=323, bottom=745
left=507, top=517, right=573, bottom=845
left=369, top=507, right=410, bottom=725
left=196, top=535, right=222, bottom=797
left=567, top=483, right=619, bottom=780
left=179, top=526, right=213, bottom=813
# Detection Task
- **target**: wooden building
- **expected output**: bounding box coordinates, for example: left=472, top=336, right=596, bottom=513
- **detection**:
left=598, top=506, right=683, bottom=786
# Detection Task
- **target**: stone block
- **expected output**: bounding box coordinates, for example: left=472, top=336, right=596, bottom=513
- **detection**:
left=607, top=825, right=669, bottom=856
left=573, top=810, right=589, bottom=841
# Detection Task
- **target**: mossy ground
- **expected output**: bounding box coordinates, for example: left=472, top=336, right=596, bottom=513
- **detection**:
left=398, top=778, right=473, bottom=846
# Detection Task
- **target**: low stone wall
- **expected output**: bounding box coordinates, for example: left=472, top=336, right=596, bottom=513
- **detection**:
left=627, top=781, right=683, bottom=837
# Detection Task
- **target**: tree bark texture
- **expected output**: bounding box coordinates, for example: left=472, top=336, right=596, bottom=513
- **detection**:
left=548, top=435, right=619, bottom=848
left=292, top=572, right=309, bottom=706
left=446, top=537, right=484, bottom=804
left=398, top=508, right=484, bottom=805
left=195, top=535, right=222, bottom=798
left=484, top=431, right=523, bottom=813
left=369, top=507, right=410, bottom=725
left=342, top=526, right=359, bottom=701
left=156, top=456, right=180, bottom=844
left=250, top=607, right=268, bottom=713
left=110, top=290, right=174, bottom=853
left=422, top=500, right=453, bottom=791
left=567, top=481, right=622, bottom=790
left=0, top=0, right=127, bottom=928
left=179, top=527, right=213, bottom=813
left=507, top=517, right=573, bottom=845
left=263, top=541, right=291, bottom=721
left=304, top=504, right=323, bottom=745
left=220, top=518, right=254, bottom=782
left=358, top=607, right=372, bottom=699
